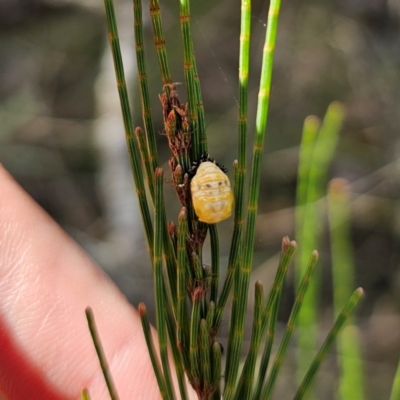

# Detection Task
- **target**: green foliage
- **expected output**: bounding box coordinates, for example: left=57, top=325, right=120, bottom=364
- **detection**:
left=83, top=1, right=366, bottom=399
left=328, top=179, right=365, bottom=400
left=295, top=102, right=345, bottom=397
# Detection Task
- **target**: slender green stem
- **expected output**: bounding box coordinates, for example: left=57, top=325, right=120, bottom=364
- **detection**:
left=164, top=227, right=178, bottom=313
left=306, top=102, right=345, bottom=208
left=165, top=305, right=190, bottom=400
left=214, top=0, right=251, bottom=333
left=295, top=116, right=320, bottom=232
left=234, top=0, right=251, bottom=283
left=293, top=288, right=364, bottom=400
left=214, top=161, right=241, bottom=334
left=136, top=127, right=155, bottom=200
left=328, top=179, right=354, bottom=317
left=85, top=307, right=120, bottom=400
left=233, top=281, right=264, bottom=400
left=251, top=239, right=295, bottom=399
left=209, top=224, right=219, bottom=304
left=200, top=319, right=211, bottom=392
left=190, top=287, right=202, bottom=389
left=135, top=128, right=178, bottom=318
left=206, top=301, right=215, bottom=331
left=191, top=251, right=204, bottom=283
left=135, top=136, right=177, bottom=321
left=179, top=0, right=199, bottom=160
left=133, top=0, right=158, bottom=177
left=328, top=179, right=364, bottom=400
left=154, top=168, right=175, bottom=400
left=135, top=128, right=178, bottom=314
left=261, top=238, right=297, bottom=333
left=389, top=356, right=400, bottom=400
left=294, top=116, right=320, bottom=395
left=104, top=0, right=153, bottom=257
left=174, top=211, right=191, bottom=397
left=192, top=52, right=207, bottom=155
left=149, top=0, right=172, bottom=85
left=296, top=103, right=345, bottom=391
left=177, top=208, right=188, bottom=347
left=335, top=325, right=365, bottom=400
left=132, top=0, right=177, bottom=318
left=211, top=340, right=222, bottom=400
left=224, top=1, right=282, bottom=398
left=260, top=251, right=318, bottom=400
left=81, top=388, right=91, bottom=400
left=138, top=303, right=169, bottom=400
left=251, top=238, right=297, bottom=400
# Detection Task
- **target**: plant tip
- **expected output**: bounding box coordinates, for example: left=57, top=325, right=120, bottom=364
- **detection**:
left=328, top=101, right=345, bottom=116
left=85, top=306, right=93, bottom=317
left=281, top=236, right=290, bottom=251
left=138, top=302, right=147, bottom=314
left=304, top=115, right=320, bottom=129
left=328, top=178, right=350, bottom=198
left=155, top=167, right=163, bottom=177
left=255, top=279, right=263, bottom=287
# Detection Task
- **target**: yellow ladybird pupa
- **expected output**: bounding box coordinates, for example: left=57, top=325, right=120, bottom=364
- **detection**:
left=190, top=161, right=234, bottom=224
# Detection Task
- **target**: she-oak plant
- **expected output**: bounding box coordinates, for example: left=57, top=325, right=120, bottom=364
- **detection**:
left=84, top=0, right=363, bottom=399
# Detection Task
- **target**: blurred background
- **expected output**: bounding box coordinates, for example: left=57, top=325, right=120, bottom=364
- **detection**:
left=1, top=0, right=400, bottom=398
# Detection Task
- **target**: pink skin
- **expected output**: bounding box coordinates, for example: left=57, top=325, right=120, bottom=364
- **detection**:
left=0, top=166, right=182, bottom=399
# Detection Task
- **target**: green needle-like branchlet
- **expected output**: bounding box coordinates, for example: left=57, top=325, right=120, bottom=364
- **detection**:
left=135, top=128, right=178, bottom=314
left=251, top=237, right=296, bottom=400
left=191, top=52, right=207, bottom=155
left=213, top=0, right=251, bottom=333
left=295, top=116, right=320, bottom=233
left=149, top=0, right=172, bottom=85
left=234, top=0, right=251, bottom=286
left=209, top=224, right=219, bottom=304
left=225, top=0, right=252, bottom=331
left=179, top=0, right=199, bottom=160
left=211, top=341, right=222, bottom=400
left=328, top=179, right=354, bottom=318
left=328, top=179, right=364, bottom=400
left=136, top=127, right=155, bottom=200
left=191, top=251, right=204, bottom=283
left=154, top=168, right=175, bottom=400
left=261, top=238, right=297, bottom=333
left=165, top=310, right=190, bottom=400
left=234, top=281, right=264, bottom=400
left=177, top=208, right=189, bottom=347
left=296, top=103, right=345, bottom=390
left=104, top=0, right=153, bottom=257
left=190, top=287, right=202, bottom=388
left=224, top=3, right=282, bottom=397
left=293, top=288, right=364, bottom=400
left=137, top=133, right=177, bottom=314
left=85, top=307, right=120, bottom=400
left=200, top=319, right=211, bottom=391
left=215, top=0, right=251, bottom=334
left=214, top=163, right=241, bottom=334
left=80, top=388, right=91, bottom=400
left=259, top=251, right=318, bottom=400
left=133, top=0, right=158, bottom=177
left=390, top=357, right=400, bottom=400
left=136, top=126, right=178, bottom=317
left=206, top=301, right=215, bottom=331
left=139, top=303, right=169, bottom=400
